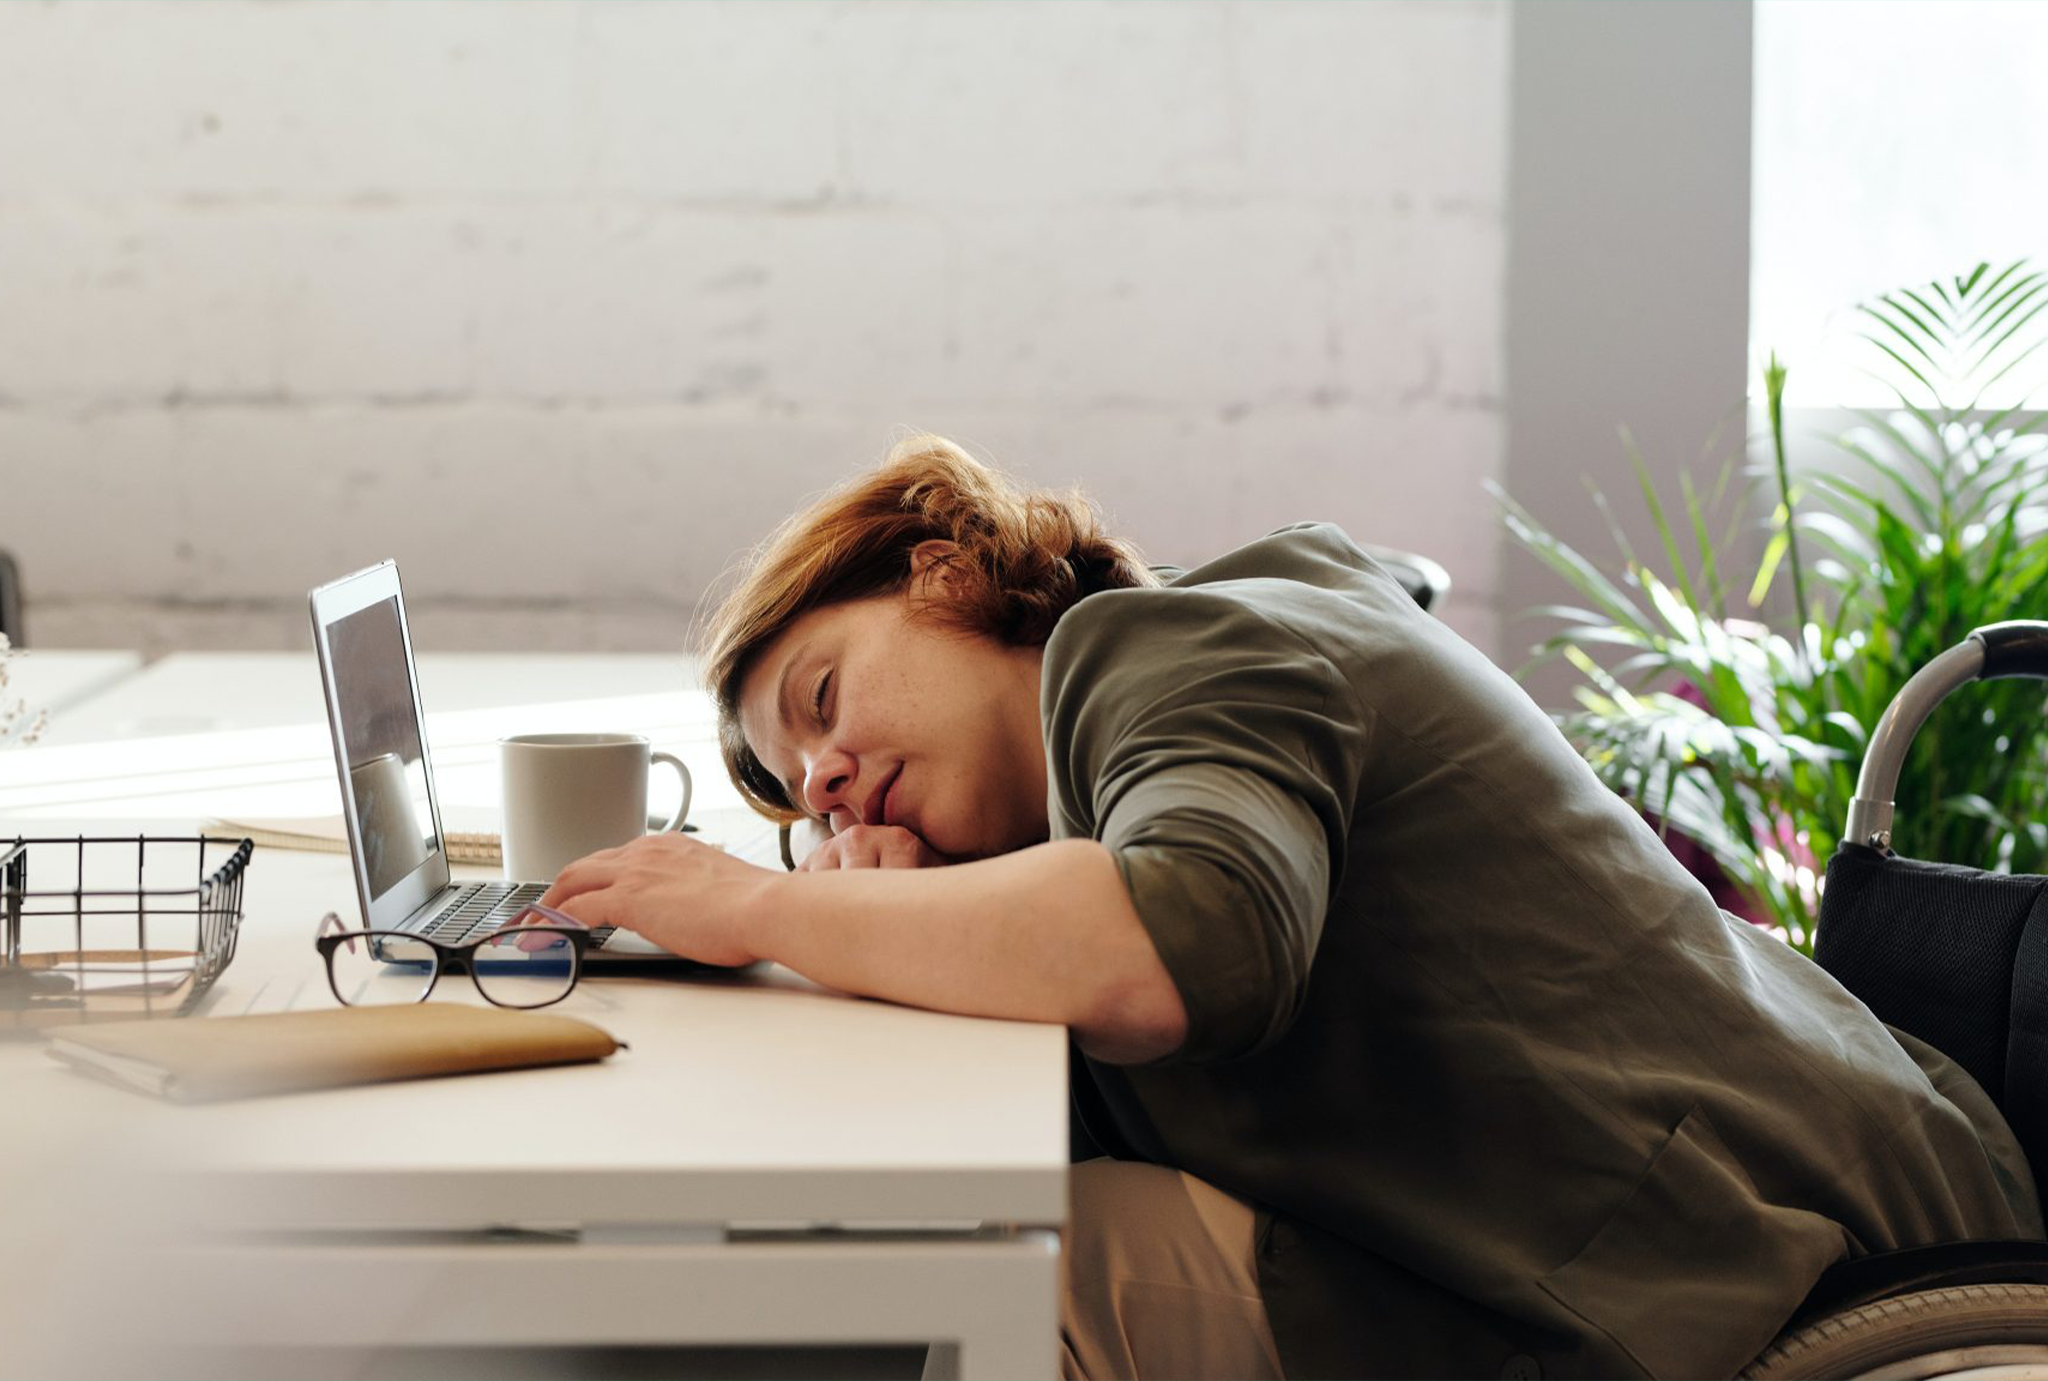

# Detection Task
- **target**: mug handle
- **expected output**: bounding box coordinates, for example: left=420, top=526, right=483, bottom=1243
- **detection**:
left=650, top=752, right=693, bottom=833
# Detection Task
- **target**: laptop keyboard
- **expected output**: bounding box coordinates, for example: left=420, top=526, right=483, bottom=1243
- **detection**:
left=420, top=882, right=616, bottom=947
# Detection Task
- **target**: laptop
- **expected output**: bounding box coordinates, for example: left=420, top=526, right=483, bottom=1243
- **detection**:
left=309, top=559, right=692, bottom=966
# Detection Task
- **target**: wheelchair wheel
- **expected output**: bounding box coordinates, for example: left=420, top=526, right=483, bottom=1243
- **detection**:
left=1742, top=1283, right=2048, bottom=1379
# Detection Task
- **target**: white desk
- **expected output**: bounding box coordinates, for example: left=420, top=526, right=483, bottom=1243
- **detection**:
left=0, top=653, right=1068, bottom=1380
left=1, top=647, right=143, bottom=725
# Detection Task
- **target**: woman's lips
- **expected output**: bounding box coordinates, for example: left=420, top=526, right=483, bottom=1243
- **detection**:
left=878, top=764, right=903, bottom=828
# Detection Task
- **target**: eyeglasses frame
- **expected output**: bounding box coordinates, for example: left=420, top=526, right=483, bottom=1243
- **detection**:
left=315, top=905, right=592, bottom=1010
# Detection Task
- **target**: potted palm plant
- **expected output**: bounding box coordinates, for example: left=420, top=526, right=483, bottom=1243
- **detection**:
left=1499, top=260, right=2048, bottom=953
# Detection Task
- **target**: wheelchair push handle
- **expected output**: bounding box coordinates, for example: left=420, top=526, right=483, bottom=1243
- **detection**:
left=1976, top=620, right=2048, bottom=681
left=1845, top=620, right=2048, bottom=852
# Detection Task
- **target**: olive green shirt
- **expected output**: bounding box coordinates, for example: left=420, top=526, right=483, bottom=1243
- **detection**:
left=1041, top=524, right=2041, bottom=1380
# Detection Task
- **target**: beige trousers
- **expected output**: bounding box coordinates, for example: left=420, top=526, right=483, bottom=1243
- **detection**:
left=1060, top=1159, right=1286, bottom=1381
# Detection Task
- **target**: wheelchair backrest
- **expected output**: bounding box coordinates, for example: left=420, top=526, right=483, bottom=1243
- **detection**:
left=1817, top=845, right=2048, bottom=1184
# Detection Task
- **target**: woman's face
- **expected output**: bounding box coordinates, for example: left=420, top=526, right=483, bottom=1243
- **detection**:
left=735, top=567, right=1050, bottom=861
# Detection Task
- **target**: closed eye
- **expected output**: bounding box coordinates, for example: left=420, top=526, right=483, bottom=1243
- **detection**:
left=811, top=668, right=832, bottom=725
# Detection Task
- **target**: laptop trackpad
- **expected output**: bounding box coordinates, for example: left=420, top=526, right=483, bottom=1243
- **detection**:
left=598, top=928, right=672, bottom=956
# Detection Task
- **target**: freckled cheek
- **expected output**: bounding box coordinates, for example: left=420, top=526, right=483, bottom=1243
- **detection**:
left=938, top=757, right=1008, bottom=838
left=875, top=666, right=925, bottom=723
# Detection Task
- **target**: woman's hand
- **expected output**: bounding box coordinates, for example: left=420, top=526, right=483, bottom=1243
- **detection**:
left=798, top=823, right=949, bottom=871
left=537, top=834, right=778, bottom=968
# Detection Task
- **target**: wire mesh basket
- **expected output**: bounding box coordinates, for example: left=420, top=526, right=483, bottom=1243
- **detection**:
left=1, top=835, right=251, bottom=1034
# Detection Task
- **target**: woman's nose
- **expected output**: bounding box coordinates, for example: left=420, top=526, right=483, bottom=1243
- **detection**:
left=800, top=749, right=855, bottom=819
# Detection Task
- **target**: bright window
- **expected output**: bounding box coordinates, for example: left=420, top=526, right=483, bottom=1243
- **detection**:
left=1750, top=0, right=2048, bottom=408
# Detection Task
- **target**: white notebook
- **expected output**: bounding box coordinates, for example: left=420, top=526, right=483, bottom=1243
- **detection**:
left=205, top=811, right=501, bottom=864
left=204, top=810, right=719, bottom=868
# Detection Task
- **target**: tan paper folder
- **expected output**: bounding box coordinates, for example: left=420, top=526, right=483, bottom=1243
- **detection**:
left=46, top=1004, right=623, bottom=1102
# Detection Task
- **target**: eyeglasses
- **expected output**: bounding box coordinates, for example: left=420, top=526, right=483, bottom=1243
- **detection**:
left=315, top=905, right=589, bottom=1010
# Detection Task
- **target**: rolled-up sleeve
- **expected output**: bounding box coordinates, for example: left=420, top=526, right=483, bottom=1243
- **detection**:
left=1043, top=589, right=1369, bottom=1063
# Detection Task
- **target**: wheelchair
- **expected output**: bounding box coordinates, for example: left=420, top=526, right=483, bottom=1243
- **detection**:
left=1742, top=620, right=2048, bottom=1379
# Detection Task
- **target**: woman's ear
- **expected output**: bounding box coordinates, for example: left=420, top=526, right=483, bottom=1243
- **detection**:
left=907, top=539, right=966, bottom=597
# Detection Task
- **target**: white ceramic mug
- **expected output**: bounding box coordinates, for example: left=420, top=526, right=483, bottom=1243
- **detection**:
left=499, top=733, right=693, bottom=880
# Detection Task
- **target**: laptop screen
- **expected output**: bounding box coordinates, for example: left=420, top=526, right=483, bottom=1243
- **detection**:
left=326, top=596, right=442, bottom=899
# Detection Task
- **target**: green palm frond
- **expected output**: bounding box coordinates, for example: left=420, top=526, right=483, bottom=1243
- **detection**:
left=1499, top=259, right=2048, bottom=953
left=1859, top=262, right=2048, bottom=413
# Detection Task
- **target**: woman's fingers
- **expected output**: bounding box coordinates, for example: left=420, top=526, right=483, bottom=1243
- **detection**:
left=550, top=886, right=621, bottom=932
left=794, top=825, right=941, bottom=871
left=507, top=833, right=771, bottom=970
left=798, top=832, right=862, bottom=870
left=539, top=853, right=629, bottom=910
left=502, top=902, right=587, bottom=951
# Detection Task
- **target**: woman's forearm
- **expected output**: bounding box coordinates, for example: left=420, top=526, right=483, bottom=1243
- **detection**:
left=751, top=838, right=1189, bottom=1064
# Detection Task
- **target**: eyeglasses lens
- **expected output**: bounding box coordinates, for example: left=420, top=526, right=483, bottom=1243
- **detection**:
left=327, top=932, right=438, bottom=1007
left=470, top=929, right=578, bottom=1008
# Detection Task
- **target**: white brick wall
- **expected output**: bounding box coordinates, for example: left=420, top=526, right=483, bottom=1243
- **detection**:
left=0, top=0, right=1508, bottom=660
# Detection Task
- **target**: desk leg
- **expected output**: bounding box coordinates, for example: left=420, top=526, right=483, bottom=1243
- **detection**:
left=911, top=1234, right=1060, bottom=1380
left=120, top=1230, right=1063, bottom=1381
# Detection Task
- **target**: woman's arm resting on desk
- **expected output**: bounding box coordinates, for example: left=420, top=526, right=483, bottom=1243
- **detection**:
left=538, top=833, right=1189, bottom=1065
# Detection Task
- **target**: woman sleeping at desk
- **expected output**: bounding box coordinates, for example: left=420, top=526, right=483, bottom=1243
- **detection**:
left=534, top=435, right=2039, bottom=1380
